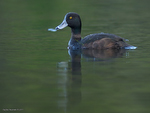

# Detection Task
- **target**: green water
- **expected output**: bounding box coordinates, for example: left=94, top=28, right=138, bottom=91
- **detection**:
left=1, top=0, right=150, bottom=113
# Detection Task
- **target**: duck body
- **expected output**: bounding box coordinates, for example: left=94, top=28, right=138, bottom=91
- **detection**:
left=50, top=12, right=137, bottom=50
left=68, top=32, right=133, bottom=50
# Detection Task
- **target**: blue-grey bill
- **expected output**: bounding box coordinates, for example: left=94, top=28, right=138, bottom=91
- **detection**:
left=48, top=15, right=68, bottom=32
left=55, top=17, right=68, bottom=30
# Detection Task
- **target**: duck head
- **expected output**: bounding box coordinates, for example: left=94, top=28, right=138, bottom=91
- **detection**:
left=56, top=12, right=82, bottom=36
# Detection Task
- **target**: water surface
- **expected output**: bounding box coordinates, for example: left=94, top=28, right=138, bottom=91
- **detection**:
left=1, top=0, right=150, bottom=113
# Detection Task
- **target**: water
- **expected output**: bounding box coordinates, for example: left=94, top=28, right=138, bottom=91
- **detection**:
left=1, top=0, right=150, bottom=113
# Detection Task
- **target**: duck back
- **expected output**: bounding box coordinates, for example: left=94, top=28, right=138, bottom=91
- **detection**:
left=81, top=33, right=130, bottom=49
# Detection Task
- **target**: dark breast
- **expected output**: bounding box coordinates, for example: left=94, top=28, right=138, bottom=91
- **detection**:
left=81, top=33, right=130, bottom=49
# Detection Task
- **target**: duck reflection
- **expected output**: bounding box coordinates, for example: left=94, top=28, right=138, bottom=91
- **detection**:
left=82, top=49, right=127, bottom=61
left=57, top=49, right=127, bottom=112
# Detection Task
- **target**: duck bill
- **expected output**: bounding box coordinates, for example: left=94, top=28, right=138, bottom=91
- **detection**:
left=55, top=18, right=68, bottom=30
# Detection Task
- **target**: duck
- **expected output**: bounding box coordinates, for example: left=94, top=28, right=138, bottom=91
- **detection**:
left=48, top=12, right=137, bottom=50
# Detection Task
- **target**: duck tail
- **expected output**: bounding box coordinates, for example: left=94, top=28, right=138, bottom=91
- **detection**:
left=124, top=45, right=137, bottom=50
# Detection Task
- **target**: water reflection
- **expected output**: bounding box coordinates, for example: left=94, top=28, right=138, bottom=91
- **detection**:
left=57, top=49, right=127, bottom=112
left=82, top=49, right=127, bottom=61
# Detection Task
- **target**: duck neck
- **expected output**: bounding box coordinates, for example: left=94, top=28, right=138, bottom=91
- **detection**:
left=68, top=28, right=82, bottom=50
left=71, top=28, right=81, bottom=42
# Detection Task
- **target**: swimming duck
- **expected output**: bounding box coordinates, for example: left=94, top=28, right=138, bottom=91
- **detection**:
left=48, top=12, right=137, bottom=50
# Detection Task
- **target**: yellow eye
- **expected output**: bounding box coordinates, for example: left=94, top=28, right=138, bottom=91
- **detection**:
left=69, top=16, right=72, bottom=19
